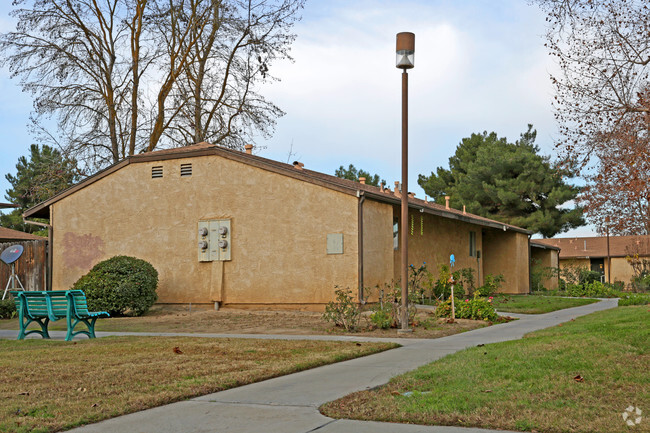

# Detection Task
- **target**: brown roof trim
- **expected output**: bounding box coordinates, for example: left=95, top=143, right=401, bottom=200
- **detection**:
left=0, top=203, right=19, bottom=209
left=530, top=241, right=561, bottom=251
left=0, top=227, right=47, bottom=241
left=22, top=143, right=531, bottom=234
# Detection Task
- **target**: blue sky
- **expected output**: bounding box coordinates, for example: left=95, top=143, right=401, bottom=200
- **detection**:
left=0, top=0, right=596, bottom=237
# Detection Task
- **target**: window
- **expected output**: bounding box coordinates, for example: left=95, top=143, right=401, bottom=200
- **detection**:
left=151, top=166, right=163, bottom=178
left=180, top=163, right=192, bottom=177
left=469, top=231, right=476, bottom=257
left=393, top=217, right=399, bottom=250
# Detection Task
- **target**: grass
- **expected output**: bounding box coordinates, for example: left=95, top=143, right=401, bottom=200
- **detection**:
left=320, top=306, right=650, bottom=433
left=492, top=294, right=599, bottom=314
left=0, top=336, right=397, bottom=433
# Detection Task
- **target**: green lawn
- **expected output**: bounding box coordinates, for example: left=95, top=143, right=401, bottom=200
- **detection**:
left=492, top=294, right=599, bottom=314
left=0, top=337, right=396, bottom=433
left=321, top=306, right=650, bottom=433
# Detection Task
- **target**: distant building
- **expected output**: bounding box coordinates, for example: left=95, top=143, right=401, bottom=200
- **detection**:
left=535, top=235, right=650, bottom=288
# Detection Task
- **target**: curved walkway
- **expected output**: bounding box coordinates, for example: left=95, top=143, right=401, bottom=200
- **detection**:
left=5, top=299, right=618, bottom=433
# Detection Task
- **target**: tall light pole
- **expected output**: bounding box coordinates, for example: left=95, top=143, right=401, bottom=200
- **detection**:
left=396, top=32, right=414, bottom=333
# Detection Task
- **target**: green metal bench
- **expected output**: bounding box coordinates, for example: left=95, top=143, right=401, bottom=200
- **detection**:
left=10, top=290, right=109, bottom=341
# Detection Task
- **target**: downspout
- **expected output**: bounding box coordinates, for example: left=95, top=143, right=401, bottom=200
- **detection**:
left=524, top=233, right=533, bottom=294
left=357, top=190, right=365, bottom=303
left=22, top=216, right=52, bottom=291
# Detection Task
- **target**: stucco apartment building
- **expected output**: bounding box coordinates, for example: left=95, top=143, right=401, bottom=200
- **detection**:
left=535, top=235, right=650, bottom=287
left=24, top=143, right=537, bottom=310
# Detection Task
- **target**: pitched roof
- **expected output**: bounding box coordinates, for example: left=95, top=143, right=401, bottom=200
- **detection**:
left=0, top=203, right=19, bottom=209
left=530, top=240, right=560, bottom=251
left=23, top=143, right=531, bottom=234
left=0, top=226, right=47, bottom=242
left=535, top=235, right=650, bottom=258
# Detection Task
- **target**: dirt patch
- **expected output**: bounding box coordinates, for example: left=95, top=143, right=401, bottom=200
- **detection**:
left=87, top=305, right=490, bottom=338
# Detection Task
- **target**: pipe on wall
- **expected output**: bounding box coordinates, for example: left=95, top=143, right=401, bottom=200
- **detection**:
left=357, top=191, right=365, bottom=303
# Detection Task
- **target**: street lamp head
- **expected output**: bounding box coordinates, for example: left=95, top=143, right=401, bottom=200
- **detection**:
left=396, top=32, right=415, bottom=69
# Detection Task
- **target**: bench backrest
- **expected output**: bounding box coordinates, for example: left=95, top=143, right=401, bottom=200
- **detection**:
left=66, top=290, right=91, bottom=316
left=10, top=290, right=79, bottom=319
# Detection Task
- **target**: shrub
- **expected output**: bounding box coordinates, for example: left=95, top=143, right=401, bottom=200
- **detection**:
left=476, top=274, right=504, bottom=297
left=369, top=305, right=393, bottom=329
left=435, top=294, right=499, bottom=322
left=0, top=297, right=16, bottom=319
left=322, top=287, right=361, bottom=332
left=566, top=280, right=618, bottom=298
left=631, top=274, right=650, bottom=293
left=432, top=264, right=465, bottom=300
left=72, top=255, right=158, bottom=316
left=618, top=293, right=650, bottom=306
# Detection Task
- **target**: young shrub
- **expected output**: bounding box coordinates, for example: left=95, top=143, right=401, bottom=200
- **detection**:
left=435, top=294, right=499, bottom=322
left=476, top=274, right=504, bottom=297
left=0, top=297, right=16, bottom=319
left=618, top=293, right=650, bottom=306
left=369, top=305, right=393, bottom=329
left=322, top=287, right=361, bottom=332
left=72, top=255, right=158, bottom=316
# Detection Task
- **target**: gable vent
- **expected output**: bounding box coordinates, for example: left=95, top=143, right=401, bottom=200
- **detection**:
left=151, top=166, right=163, bottom=178
left=180, top=163, right=192, bottom=177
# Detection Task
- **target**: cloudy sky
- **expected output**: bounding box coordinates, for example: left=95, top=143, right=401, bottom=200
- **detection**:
left=0, top=0, right=595, bottom=237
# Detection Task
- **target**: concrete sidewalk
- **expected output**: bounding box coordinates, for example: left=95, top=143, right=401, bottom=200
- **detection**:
left=11, top=300, right=618, bottom=433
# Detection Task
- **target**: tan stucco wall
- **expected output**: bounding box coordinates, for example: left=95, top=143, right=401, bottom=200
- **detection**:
left=559, top=257, right=639, bottom=288
left=51, top=156, right=359, bottom=307
left=482, top=230, right=530, bottom=294
left=361, top=199, right=394, bottom=296
left=391, top=207, right=485, bottom=290
left=531, top=248, right=559, bottom=290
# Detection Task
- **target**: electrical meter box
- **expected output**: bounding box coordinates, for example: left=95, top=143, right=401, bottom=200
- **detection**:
left=198, top=219, right=231, bottom=262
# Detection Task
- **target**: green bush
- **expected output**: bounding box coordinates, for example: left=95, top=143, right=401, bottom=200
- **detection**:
left=435, top=294, right=499, bottom=322
left=432, top=264, right=465, bottom=300
left=631, top=274, right=650, bottom=292
left=618, top=293, right=650, bottom=306
left=369, top=305, right=393, bottom=329
left=565, top=281, right=617, bottom=298
left=72, top=255, right=158, bottom=316
left=0, top=297, right=16, bottom=319
left=476, top=274, right=504, bottom=297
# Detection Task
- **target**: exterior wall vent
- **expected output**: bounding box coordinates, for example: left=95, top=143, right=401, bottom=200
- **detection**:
left=151, top=166, right=163, bottom=178
left=180, top=163, right=192, bottom=177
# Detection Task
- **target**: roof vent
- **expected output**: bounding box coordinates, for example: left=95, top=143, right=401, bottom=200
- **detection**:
left=293, top=161, right=304, bottom=170
left=359, top=177, right=366, bottom=184
left=245, top=144, right=253, bottom=155
left=180, top=163, right=192, bottom=177
left=152, top=166, right=163, bottom=178
left=445, top=196, right=450, bottom=209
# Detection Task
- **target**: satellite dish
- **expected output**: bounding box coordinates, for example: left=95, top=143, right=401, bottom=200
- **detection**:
left=2, top=244, right=25, bottom=300
left=1, top=245, right=24, bottom=265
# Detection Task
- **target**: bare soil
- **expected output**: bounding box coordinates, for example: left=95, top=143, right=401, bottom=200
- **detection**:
left=88, top=305, right=490, bottom=338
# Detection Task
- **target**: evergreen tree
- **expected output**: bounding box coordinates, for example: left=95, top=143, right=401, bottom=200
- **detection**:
left=417, top=125, right=584, bottom=238
left=335, top=164, right=385, bottom=187
left=1, top=144, right=79, bottom=234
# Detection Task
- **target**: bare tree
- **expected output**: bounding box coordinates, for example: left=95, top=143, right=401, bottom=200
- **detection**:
left=0, top=0, right=304, bottom=172
left=535, top=0, right=650, bottom=166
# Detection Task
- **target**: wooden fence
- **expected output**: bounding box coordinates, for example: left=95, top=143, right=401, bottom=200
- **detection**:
left=0, top=240, right=47, bottom=293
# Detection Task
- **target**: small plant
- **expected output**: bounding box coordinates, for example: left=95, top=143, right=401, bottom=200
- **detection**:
left=322, top=287, right=361, bottom=332
left=72, top=255, right=158, bottom=316
left=432, top=264, right=465, bottom=300
left=476, top=274, right=504, bottom=297
left=369, top=305, right=393, bottom=329
left=0, top=297, right=17, bottom=319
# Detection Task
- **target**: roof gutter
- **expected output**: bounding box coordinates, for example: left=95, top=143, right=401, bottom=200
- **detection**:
left=362, top=191, right=532, bottom=235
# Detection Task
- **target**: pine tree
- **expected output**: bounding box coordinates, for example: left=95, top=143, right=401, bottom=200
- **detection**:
left=417, top=125, right=584, bottom=238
